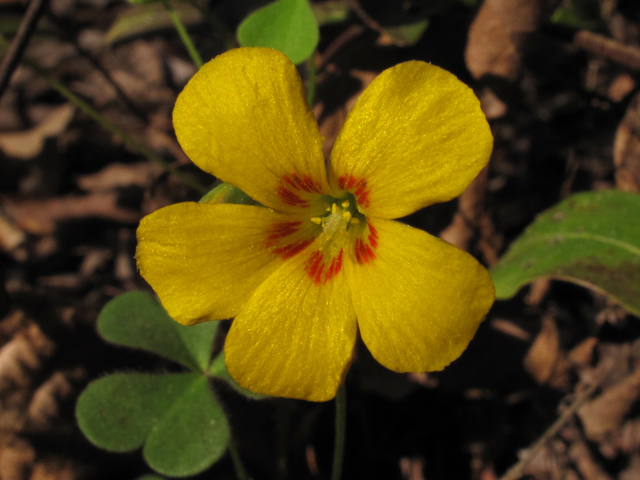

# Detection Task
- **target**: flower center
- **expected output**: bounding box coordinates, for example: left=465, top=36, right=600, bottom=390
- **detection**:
left=310, top=192, right=365, bottom=258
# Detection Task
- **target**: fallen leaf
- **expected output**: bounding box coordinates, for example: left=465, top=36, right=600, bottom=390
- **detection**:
left=578, top=367, right=640, bottom=442
left=0, top=104, right=75, bottom=159
left=568, top=441, right=613, bottom=480
left=77, top=162, right=163, bottom=192
left=2, top=193, right=140, bottom=235
left=613, top=90, right=640, bottom=192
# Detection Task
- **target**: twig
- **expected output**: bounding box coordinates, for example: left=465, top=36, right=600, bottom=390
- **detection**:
left=498, top=371, right=609, bottom=480
left=574, top=30, right=640, bottom=71
left=0, top=0, right=48, bottom=100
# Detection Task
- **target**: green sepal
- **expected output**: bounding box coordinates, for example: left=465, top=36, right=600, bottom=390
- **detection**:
left=199, top=182, right=259, bottom=205
left=237, top=0, right=319, bottom=64
left=97, top=291, right=218, bottom=372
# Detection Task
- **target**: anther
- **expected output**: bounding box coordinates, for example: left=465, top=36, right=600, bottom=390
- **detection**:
left=341, top=200, right=350, bottom=208
left=311, top=217, right=322, bottom=225
left=350, top=218, right=360, bottom=225
left=342, top=211, right=352, bottom=221
left=331, top=203, right=338, bottom=214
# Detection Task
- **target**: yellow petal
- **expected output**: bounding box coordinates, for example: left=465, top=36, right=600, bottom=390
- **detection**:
left=136, top=203, right=313, bottom=325
left=174, top=48, right=328, bottom=213
left=347, top=218, right=494, bottom=372
left=225, top=245, right=357, bottom=401
left=329, top=61, right=493, bottom=219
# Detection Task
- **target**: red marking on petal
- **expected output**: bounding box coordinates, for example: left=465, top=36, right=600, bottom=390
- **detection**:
left=368, top=233, right=378, bottom=249
left=335, top=249, right=343, bottom=274
left=273, top=238, right=313, bottom=259
left=347, top=175, right=357, bottom=189
left=278, top=185, right=309, bottom=207
left=368, top=224, right=378, bottom=239
left=266, top=221, right=302, bottom=242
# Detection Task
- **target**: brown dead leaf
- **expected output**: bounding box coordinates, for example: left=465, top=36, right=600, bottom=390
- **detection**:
left=0, top=436, right=35, bottom=480
left=490, top=318, right=531, bottom=341
left=2, top=192, right=140, bottom=235
left=568, top=337, right=598, bottom=369
left=608, top=74, right=636, bottom=102
left=568, top=441, right=613, bottom=480
left=26, top=368, right=84, bottom=430
left=524, top=316, right=559, bottom=383
left=465, top=0, right=543, bottom=81
left=613, top=91, right=640, bottom=192
left=0, top=104, right=75, bottom=159
left=617, top=419, right=640, bottom=454
left=0, top=210, right=26, bottom=255
left=578, top=366, right=640, bottom=442
left=77, top=162, right=163, bottom=192
left=30, top=457, right=81, bottom=480
left=399, top=457, right=425, bottom=480
left=620, top=454, right=640, bottom=480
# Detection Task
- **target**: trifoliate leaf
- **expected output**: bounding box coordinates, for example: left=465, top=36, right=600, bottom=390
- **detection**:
left=98, top=291, right=218, bottom=372
left=237, top=0, right=319, bottom=64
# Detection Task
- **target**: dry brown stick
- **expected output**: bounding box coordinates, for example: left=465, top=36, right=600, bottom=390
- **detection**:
left=0, top=0, right=48, bottom=100
left=498, top=369, right=611, bottom=480
left=574, top=30, right=640, bottom=71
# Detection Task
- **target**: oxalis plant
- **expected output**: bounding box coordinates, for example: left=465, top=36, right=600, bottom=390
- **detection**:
left=70, top=0, right=640, bottom=479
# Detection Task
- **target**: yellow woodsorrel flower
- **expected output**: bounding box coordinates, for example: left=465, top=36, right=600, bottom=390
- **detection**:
left=136, top=48, right=495, bottom=402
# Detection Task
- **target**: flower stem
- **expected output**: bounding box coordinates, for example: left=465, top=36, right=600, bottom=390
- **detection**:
left=331, top=383, right=347, bottom=480
left=307, top=51, right=317, bottom=107
left=227, top=437, right=250, bottom=480
left=164, top=1, right=204, bottom=69
left=0, top=34, right=208, bottom=195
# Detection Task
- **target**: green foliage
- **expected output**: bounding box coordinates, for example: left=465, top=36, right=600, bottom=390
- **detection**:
left=77, top=373, right=229, bottom=477
left=311, top=1, right=349, bottom=25
left=78, top=291, right=263, bottom=477
left=199, top=182, right=259, bottom=206
left=106, top=2, right=203, bottom=44
left=551, top=0, right=605, bottom=30
left=383, top=20, right=429, bottom=47
left=98, top=291, right=218, bottom=372
left=491, top=190, right=640, bottom=316
left=237, top=0, right=319, bottom=64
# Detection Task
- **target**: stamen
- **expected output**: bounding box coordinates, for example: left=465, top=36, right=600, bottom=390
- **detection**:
left=331, top=203, right=338, bottom=214
left=311, top=217, right=322, bottom=225
left=342, top=211, right=351, bottom=221
left=341, top=200, right=350, bottom=208
left=350, top=218, right=360, bottom=225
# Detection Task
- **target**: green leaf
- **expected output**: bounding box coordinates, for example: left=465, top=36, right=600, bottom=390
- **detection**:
left=76, top=373, right=202, bottom=452
left=144, top=376, right=230, bottom=477
left=209, top=352, right=267, bottom=400
left=76, top=373, right=229, bottom=477
left=491, top=190, right=640, bottom=316
left=383, top=20, right=429, bottom=47
left=551, top=0, right=604, bottom=30
left=98, top=291, right=218, bottom=372
left=106, top=2, right=203, bottom=45
left=135, top=475, right=166, bottom=480
left=312, top=1, right=350, bottom=25
left=237, top=0, right=319, bottom=64
left=199, top=182, right=258, bottom=205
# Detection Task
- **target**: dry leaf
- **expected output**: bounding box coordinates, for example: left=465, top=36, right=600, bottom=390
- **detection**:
left=568, top=441, right=613, bottom=480
left=568, top=337, right=598, bottom=368
left=0, top=104, right=75, bottom=159
left=524, top=316, right=559, bottom=384
left=2, top=192, right=140, bottom=235
left=465, top=0, right=543, bottom=81
left=77, top=162, right=163, bottom=192
left=0, top=436, right=35, bottom=480
left=578, top=367, right=640, bottom=442
left=613, top=91, right=640, bottom=192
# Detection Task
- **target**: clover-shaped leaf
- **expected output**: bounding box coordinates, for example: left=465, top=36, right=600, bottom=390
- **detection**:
left=77, top=373, right=229, bottom=477
left=98, top=290, right=217, bottom=372
left=237, top=0, right=319, bottom=64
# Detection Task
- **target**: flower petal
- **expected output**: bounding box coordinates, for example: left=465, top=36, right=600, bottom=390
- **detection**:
left=174, top=48, right=328, bottom=212
left=329, top=61, right=493, bottom=219
left=347, top=218, right=494, bottom=372
left=224, top=246, right=357, bottom=401
left=136, top=203, right=313, bottom=325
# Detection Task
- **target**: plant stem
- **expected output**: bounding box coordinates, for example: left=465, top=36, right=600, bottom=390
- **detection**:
left=307, top=51, right=317, bottom=107
left=331, top=383, right=347, bottom=480
left=164, top=1, right=204, bottom=69
left=227, top=437, right=250, bottom=480
left=0, top=34, right=208, bottom=194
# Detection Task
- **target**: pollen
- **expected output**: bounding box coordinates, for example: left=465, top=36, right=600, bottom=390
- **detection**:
left=311, top=217, right=323, bottom=225
left=341, top=200, right=350, bottom=208
left=342, top=211, right=352, bottom=221
left=331, top=203, right=339, bottom=214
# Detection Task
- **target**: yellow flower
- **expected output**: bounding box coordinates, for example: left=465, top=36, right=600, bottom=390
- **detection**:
left=136, top=48, right=495, bottom=402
